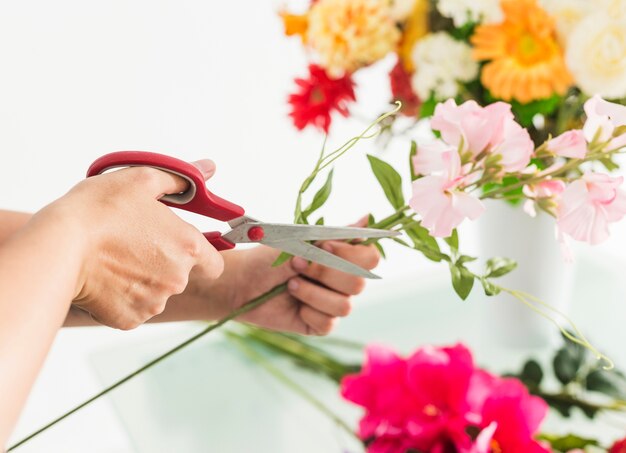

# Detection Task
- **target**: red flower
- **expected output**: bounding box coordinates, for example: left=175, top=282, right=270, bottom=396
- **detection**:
left=389, top=60, right=420, bottom=117
left=610, top=437, right=626, bottom=453
left=288, top=64, right=356, bottom=132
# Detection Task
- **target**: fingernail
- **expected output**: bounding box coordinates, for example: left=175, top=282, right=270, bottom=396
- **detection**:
left=322, top=242, right=334, bottom=253
left=292, top=257, right=308, bottom=271
left=288, top=279, right=299, bottom=291
left=193, top=160, right=216, bottom=179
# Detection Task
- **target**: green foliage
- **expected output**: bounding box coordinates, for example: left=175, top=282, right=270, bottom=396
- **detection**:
left=419, top=94, right=438, bottom=118
left=404, top=222, right=448, bottom=262
left=553, top=339, right=587, bottom=385
left=586, top=368, right=626, bottom=399
left=511, top=94, right=562, bottom=127
left=374, top=241, right=387, bottom=259
left=485, top=257, right=517, bottom=278
left=272, top=251, right=292, bottom=267
left=409, top=140, right=419, bottom=182
left=483, top=176, right=524, bottom=205
left=449, top=263, right=474, bottom=300
left=300, top=169, right=334, bottom=223
left=519, top=359, right=544, bottom=390
left=539, top=434, right=599, bottom=452
left=480, top=278, right=501, bottom=296
left=367, top=155, right=405, bottom=210
left=444, top=229, right=459, bottom=251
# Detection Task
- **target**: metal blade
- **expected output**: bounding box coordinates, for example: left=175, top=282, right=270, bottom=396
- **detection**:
left=267, top=239, right=381, bottom=279
left=223, top=222, right=399, bottom=244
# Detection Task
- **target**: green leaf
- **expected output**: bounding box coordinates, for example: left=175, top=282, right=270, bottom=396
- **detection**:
left=409, top=140, right=418, bottom=181
left=367, top=214, right=376, bottom=227
left=405, top=222, right=447, bottom=262
left=272, top=251, right=292, bottom=267
left=457, top=255, right=477, bottom=265
left=539, top=433, right=599, bottom=451
left=374, top=241, right=386, bottom=259
left=586, top=369, right=626, bottom=399
left=315, top=217, right=325, bottom=225
left=510, top=94, right=561, bottom=128
left=481, top=278, right=501, bottom=296
left=482, top=176, right=524, bottom=205
left=553, top=346, right=585, bottom=386
left=367, top=155, right=405, bottom=210
left=449, top=264, right=475, bottom=300
left=444, top=229, right=459, bottom=251
left=419, top=94, right=438, bottom=118
left=301, top=169, right=334, bottom=221
left=485, top=257, right=517, bottom=278
left=520, top=359, right=543, bottom=389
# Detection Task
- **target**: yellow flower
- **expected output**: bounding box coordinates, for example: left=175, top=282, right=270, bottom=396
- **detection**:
left=307, top=0, right=401, bottom=76
left=398, top=0, right=429, bottom=72
left=471, top=0, right=573, bottom=103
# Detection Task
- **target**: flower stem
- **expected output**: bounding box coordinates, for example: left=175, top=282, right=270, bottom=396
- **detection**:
left=7, top=283, right=288, bottom=451
left=225, top=330, right=359, bottom=441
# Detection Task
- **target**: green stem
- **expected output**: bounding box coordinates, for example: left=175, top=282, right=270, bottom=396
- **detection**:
left=225, top=331, right=359, bottom=441
left=8, top=283, right=288, bottom=452
left=538, top=390, right=626, bottom=414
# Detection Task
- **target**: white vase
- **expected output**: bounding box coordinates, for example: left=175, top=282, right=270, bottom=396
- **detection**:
left=477, top=201, right=574, bottom=348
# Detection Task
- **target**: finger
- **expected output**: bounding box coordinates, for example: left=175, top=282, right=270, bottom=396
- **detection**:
left=287, top=277, right=352, bottom=317
left=120, top=166, right=191, bottom=199
left=191, top=159, right=216, bottom=180
left=299, top=304, right=338, bottom=336
left=291, top=242, right=379, bottom=295
left=189, top=232, right=225, bottom=282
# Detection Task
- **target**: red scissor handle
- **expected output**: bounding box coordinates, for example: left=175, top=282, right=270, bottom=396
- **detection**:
left=87, top=152, right=244, bottom=251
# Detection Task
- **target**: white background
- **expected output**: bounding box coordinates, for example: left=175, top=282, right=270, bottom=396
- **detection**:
left=1, top=1, right=625, bottom=452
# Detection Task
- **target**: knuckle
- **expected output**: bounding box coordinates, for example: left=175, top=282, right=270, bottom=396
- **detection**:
left=117, top=319, right=141, bottom=331
left=307, top=263, right=327, bottom=282
left=166, top=273, right=190, bottom=295
left=366, top=247, right=381, bottom=269
left=132, top=166, right=162, bottom=187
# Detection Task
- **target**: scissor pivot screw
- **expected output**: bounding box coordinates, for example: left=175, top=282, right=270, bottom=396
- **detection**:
left=247, top=226, right=265, bottom=241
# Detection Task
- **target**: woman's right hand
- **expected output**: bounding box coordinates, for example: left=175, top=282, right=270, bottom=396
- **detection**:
left=48, top=160, right=224, bottom=330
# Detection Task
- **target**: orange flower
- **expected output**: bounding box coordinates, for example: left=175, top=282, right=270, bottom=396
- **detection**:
left=398, top=0, right=429, bottom=72
left=280, top=12, right=308, bottom=42
left=471, top=0, right=573, bottom=103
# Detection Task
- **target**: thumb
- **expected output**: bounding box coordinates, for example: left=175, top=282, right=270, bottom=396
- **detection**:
left=191, top=159, right=216, bottom=181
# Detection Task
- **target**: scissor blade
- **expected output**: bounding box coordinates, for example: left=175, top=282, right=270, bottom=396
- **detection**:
left=259, top=224, right=399, bottom=242
left=267, top=239, right=381, bottom=279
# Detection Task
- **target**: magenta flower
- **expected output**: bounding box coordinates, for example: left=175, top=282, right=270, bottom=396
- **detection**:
left=470, top=378, right=550, bottom=453
left=341, top=343, right=551, bottom=453
left=557, top=173, right=626, bottom=244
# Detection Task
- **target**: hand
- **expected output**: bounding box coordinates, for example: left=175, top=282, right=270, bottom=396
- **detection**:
left=217, top=222, right=380, bottom=335
left=54, top=160, right=224, bottom=330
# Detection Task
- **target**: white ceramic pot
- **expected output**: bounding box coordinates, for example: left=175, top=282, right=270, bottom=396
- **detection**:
left=477, top=201, right=574, bottom=348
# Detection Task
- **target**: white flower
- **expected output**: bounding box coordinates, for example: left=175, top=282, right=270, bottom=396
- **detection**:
left=565, top=10, right=626, bottom=99
left=388, top=0, right=416, bottom=21
left=436, top=0, right=502, bottom=27
left=410, top=32, right=479, bottom=100
left=540, top=0, right=595, bottom=43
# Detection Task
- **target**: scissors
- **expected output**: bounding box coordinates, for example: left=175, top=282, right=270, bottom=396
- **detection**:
left=87, top=151, right=398, bottom=279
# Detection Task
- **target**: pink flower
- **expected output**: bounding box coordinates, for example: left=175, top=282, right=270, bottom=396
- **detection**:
left=557, top=173, right=626, bottom=244
left=473, top=379, right=550, bottom=453
left=546, top=130, right=588, bottom=159
left=523, top=180, right=566, bottom=217
left=431, top=99, right=513, bottom=157
left=430, top=99, right=533, bottom=172
left=412, top=140, right=457, bottom=176
left=491, top=119, right=534, bottom=172
left=409, top=151, right=485, bottom=237
left=583, top=95, right=626, bottom=150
